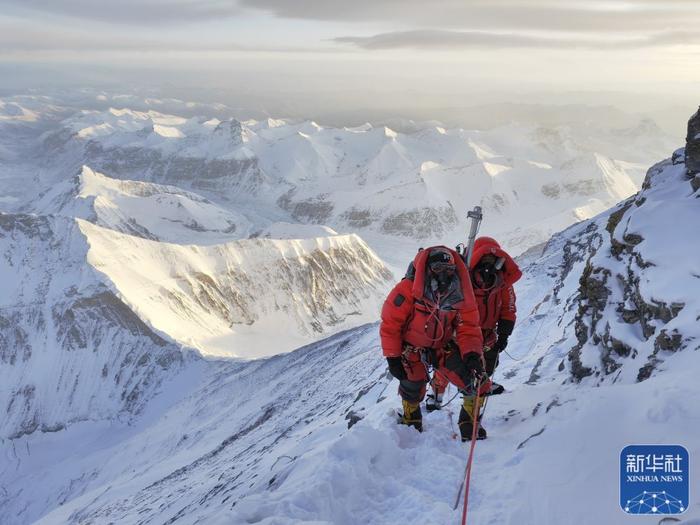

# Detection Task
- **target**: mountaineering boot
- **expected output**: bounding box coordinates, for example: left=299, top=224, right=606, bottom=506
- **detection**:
left=488, top=382, right=505, bottom=396
left=399, top=399, right=423, bottom=432
left=425, top=392, right=443, bottom=412
left=458, top=396, right=486, bottom=441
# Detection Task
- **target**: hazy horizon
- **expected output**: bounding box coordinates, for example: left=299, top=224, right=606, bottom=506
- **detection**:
left=2, top=0, right=698, bottom=136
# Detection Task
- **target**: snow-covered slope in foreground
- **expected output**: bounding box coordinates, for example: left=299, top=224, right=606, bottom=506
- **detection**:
left=6, top=322, right=699, bottom=525
left=3, top=145, right=699, bottom=524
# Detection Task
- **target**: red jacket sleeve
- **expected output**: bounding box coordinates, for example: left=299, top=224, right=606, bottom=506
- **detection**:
left=499, top=284, right=517, bottom=322
left=454, top=302, right=484, bottom=357
left=379, top=279, right=414, bottom=357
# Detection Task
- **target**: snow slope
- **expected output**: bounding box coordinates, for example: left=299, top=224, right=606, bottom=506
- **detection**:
left=80, top=219, right=392, bottom=357
left=2, top=142, right=698, bottom=524
left=7, top=324, right=699, bottom=524
left=0, top=213, right=193, bottom=441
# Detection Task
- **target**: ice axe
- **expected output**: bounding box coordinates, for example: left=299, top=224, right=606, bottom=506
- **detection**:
left=464, top=206, right=483, bottom=266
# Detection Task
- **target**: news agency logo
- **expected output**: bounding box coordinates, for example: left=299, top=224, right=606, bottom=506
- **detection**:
left=620, top=445, right=689, bottom=515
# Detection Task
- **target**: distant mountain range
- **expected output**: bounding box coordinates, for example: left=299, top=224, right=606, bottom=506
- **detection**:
left=0, top=94, right=679, bottom=270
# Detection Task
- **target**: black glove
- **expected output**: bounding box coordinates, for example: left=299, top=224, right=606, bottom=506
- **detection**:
left=493, top=336, right=508, bottom=353
left=494, top=319, right=515, bottom=353
left=460, top=352, right=485, bottom=386
left=462, top=352, right=484, bottom=375
left=386, top=357, right=407, bottom=381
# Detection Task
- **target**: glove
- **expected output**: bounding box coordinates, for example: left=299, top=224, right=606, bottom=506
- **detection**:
left=462, top=352, right=484, bottom=376
left=386, top=357, right=407, bottom=381
left=460, top=352, right=485, bottom=387
left=494, top=319, right=515, bottom=352
left=493, top=336, right=508, bottom=353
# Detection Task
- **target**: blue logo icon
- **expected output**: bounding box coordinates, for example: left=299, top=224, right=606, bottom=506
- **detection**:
left=620, top=445, right=689, bottom=515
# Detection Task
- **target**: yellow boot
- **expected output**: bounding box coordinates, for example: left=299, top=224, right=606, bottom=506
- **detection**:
left=400, top=399, right=423, bottom=432
left=458, top=396, right=486, bottom=441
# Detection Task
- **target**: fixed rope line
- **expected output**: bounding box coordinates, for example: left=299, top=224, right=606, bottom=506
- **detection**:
left=460, top=383, right=483, bottom=525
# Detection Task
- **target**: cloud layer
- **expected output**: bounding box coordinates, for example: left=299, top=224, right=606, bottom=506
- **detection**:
left=334, top=29, right=700, bottom=50
left=2, top=0, right=699, bottom=34
left=239, top=0, right=700, bottom=34
left=0, top=0, right=242, bottom=24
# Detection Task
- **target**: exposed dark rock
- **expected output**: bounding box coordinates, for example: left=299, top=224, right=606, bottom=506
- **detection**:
left=600, top=323, right=635, bottom=374
left=292, top=198, right=334, bottom=223
left=552, top=222, right=599, bottom=301
left=605, top=202, right=632, bottom=236
left=345, top=410, right=364, bottom=429
left=654, top=329, right=683, bottom=353
left=214, top=119, right=244, bottom=146
left=545, top=398, right=562, bottom=413
left=517, top=427, right=546, bottom=450
left=341, top=208, right=375, bottom=228
left=622, top=233, right=643, bottom=246
left=642, top=159, right=671, bottom=190
left=637, top=329, right=684, bottom=382
left=685, top=107, right=700, bottom=175
left=84, top=141, right=265, bottom=195
left=526, top=355, right=546, bottom=384
left=692, top=175, right=700, bottom=193
left=637, top=361, right=657, bottom=382
left=568, top=346, right=594, bottom=381
left=540, top=183, right=560, bottom=198
left=579, top=263, right=611, bottom=310
left=381, top=206, right=457, bottom=238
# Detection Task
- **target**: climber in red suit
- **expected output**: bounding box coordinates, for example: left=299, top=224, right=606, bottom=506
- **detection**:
left=379, top=246, right=487, bottom=433
left=428, top=236, right=522, bottom=439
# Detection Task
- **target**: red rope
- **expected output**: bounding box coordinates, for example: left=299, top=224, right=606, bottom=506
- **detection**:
left=424, top=293, right=446, bottom=343
left=460, top=386, right=482, bottom=525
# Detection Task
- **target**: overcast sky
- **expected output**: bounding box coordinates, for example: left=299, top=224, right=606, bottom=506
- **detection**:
left=1, top=0, right=698, bottom=124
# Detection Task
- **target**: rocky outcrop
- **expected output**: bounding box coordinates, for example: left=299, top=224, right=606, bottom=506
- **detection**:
left=685, top=106, right=700, bottom=176
left=561, top=145, right=695, bottom=384
left=82, top=140, right=266, bottom=196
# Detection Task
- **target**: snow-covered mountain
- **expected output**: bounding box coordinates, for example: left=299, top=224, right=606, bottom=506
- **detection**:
left=35, top=166, right=253, bottom=244
left=1, top=115, right=698, bottom=524
left=0, top=94, right=680, bottom=269
left=80, top=219, right=392, bottom=357
left=0, top=213, right=193, bottom=441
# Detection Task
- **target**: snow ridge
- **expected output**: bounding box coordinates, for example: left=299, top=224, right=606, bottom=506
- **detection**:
left=35, top=165, right=253, bottom=244
left=80, top=219, right=393, bottom=357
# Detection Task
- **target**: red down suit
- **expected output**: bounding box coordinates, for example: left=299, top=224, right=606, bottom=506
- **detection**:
left=469, top=236, right=522, bottom=348
left=379, top=246, right=484, bottom=397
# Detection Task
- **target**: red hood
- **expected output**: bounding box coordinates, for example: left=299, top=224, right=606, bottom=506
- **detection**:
left=469, top=236, right=522, bottom=286
left=411, top=245, right=471, bottom=302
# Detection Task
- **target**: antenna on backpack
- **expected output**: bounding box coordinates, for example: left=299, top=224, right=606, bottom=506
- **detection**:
left=464, top=206, right=483, bottom=266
